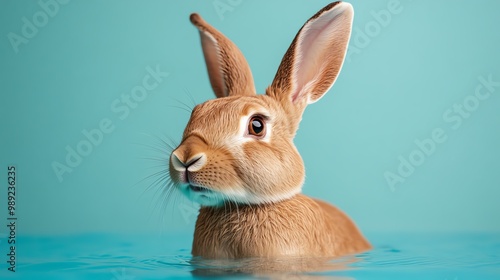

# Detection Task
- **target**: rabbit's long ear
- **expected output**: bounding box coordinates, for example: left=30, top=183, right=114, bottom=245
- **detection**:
left=268, top=2, right=353, bottom=107
left=190, top=13, right=256, bottom=98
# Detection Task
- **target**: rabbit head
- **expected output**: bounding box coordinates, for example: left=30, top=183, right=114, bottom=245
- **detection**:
left=169, top=2, right=353, bottom=206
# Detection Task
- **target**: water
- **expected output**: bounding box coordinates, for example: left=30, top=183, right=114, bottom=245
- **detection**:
left=1, top=232, right=499, bottom=279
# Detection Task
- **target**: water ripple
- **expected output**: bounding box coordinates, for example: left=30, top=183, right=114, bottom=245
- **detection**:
left=2, top=232, right=499, bottom=279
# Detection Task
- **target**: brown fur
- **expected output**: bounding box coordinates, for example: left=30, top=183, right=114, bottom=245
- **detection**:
left=174, top=95, right=304, bottom=200
left=169, top=1, right=370, bottom=259
left=193, top=194, right=370, bottom=258
left=190, top=13, right=255, bottom=98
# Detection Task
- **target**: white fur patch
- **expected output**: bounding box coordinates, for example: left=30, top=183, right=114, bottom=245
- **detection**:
left=223, top=182, right=303, bottom=205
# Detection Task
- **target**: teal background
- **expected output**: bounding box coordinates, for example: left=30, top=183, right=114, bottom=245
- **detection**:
left=0, top=0, right=499, bottom=238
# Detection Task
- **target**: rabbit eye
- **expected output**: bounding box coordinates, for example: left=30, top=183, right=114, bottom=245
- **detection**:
left=248, top=116, right=266, bottom=137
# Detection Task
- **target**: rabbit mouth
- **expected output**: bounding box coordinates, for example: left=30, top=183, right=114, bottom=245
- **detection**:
left=189, top=184, right=211, bottom=192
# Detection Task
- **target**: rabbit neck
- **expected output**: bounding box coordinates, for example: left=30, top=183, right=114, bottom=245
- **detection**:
left=191, top=193, right=371, bottom=258
left=192, top=194, right=326, bottom=258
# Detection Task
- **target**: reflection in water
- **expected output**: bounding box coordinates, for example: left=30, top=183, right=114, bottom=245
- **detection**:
left=189, top=254, right=363, bottom=279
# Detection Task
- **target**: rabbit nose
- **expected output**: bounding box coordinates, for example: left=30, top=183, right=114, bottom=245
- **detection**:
left=170, top=135, right=208, bottom=173
left=171, top=152, right=207, bottom=172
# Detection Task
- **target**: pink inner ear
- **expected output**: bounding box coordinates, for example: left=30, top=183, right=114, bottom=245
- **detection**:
left=291, top=6, right=349, bottom=103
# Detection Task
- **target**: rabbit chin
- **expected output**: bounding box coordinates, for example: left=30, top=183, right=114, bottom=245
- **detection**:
left=179, top=185, right=225, bottom=207
left=178, top=183, right=303, bottom=207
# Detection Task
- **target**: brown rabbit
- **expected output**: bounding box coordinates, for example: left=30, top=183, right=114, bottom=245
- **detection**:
left=169, top=1, right=370, bottom=259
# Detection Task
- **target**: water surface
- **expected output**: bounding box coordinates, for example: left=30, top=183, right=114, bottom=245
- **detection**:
left=1, top=232, right=499, bottom=279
